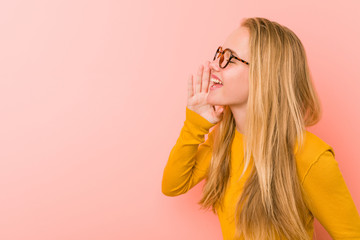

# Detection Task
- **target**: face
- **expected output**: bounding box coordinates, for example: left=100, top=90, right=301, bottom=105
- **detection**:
left=207, top=26, right=250, bottom=108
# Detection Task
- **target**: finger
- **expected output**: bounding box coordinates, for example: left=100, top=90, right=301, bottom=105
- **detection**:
left=195, top=64, right=203, bottom=94
left=208, top=68, right=212, bottom=92
left=219, top=106, right=224, bottom=114
left=217, top=106, right=224, bottom=115
left=202, top=61, right=210, bottom=93
left=188, top=74, right=194, bottom=99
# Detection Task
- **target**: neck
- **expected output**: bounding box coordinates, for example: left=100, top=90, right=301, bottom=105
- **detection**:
left=229, top=103, right=247, bottom=135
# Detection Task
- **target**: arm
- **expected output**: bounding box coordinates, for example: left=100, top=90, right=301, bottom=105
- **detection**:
left=161, top=107, right=217, bottom=196
left=302, top=150, right=360, bottom=239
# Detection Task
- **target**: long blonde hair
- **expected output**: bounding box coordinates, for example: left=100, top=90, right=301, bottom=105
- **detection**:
left=198, top=17, right=322, bottom=239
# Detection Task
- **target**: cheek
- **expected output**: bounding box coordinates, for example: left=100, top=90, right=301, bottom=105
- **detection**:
left=224, top=74, right=249, bottom=99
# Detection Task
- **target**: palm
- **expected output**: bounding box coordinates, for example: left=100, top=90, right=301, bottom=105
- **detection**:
left=187, top=62, right=224, bottom=125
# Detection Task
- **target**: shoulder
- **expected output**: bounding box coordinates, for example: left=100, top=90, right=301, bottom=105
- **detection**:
left=295, top=130, right=335, bottom=184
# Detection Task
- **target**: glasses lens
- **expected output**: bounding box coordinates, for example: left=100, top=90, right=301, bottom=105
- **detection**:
left=214, top=48, right=232, bottom=68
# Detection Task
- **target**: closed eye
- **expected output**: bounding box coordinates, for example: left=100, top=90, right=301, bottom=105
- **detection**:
left=229, top=57, right=236, bottom=64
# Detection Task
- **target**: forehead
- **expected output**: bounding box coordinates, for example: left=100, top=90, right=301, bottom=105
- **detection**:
left=222, top=26, right=249, bottom=59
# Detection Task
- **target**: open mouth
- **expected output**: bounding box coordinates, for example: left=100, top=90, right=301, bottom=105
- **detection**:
left=210, top=77, right=223, bottom=90
left=210, top=78, right=223, bottom=90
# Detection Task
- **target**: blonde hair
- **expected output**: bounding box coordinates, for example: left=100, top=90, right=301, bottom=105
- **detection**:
left=198, top=17, right=322, bottom=239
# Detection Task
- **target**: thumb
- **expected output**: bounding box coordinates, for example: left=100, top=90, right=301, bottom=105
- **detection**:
left=219, top=106, right=224, bottom=114
left=215, top=105, right=224, bottom=115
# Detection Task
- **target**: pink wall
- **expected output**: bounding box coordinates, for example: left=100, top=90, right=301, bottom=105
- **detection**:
left=0, top=0, right=359, bottom=239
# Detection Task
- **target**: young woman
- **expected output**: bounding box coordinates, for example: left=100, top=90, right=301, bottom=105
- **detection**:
left=162, top=17, right=360, bottom=240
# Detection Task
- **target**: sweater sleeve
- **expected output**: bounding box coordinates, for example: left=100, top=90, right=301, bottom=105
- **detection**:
left=302, top=149, right=360, bottom=239
left=161, top=107, right=217, bottom=197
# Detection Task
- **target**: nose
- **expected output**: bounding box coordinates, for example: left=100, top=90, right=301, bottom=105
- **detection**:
left=209, top=59, right=221, bottom=72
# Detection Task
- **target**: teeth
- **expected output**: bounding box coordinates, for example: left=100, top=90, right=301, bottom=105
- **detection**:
left=210, top=78, right=223, bottom=85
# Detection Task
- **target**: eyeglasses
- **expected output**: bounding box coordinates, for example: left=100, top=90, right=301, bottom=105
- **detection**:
left=213, top=46, right=250, bottom=69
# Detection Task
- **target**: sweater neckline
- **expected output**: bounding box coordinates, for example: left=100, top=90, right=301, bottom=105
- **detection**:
left=235, top=127, right=244, bottom=141
left=235, top=127, right=243, bottom=136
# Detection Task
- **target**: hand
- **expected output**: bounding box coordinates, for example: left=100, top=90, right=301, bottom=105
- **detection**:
left=187, top=61, right=224, bottom=124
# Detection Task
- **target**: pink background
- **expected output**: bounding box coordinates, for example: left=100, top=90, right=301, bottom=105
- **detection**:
left=0, top=0, right=359, bottom=239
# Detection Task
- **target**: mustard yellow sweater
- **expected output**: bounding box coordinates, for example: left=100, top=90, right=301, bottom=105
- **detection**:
left=162, top=107, right=360, bottom=240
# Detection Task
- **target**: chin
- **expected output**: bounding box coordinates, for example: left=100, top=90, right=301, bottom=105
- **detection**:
left=206, top=94, right=225, bottom=106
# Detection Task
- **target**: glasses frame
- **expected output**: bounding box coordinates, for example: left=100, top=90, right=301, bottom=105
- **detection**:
left=213, top=46, right=250, bottom=68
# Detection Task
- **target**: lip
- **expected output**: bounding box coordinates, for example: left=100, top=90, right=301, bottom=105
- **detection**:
left=211, top=74, right=223, bottom=84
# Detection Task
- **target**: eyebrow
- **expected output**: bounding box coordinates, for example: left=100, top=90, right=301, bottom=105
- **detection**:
left=224, top=47, right=239, bottom=57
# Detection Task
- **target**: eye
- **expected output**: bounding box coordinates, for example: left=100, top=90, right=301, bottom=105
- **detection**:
left=228, top=57, right=236, bottom=64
